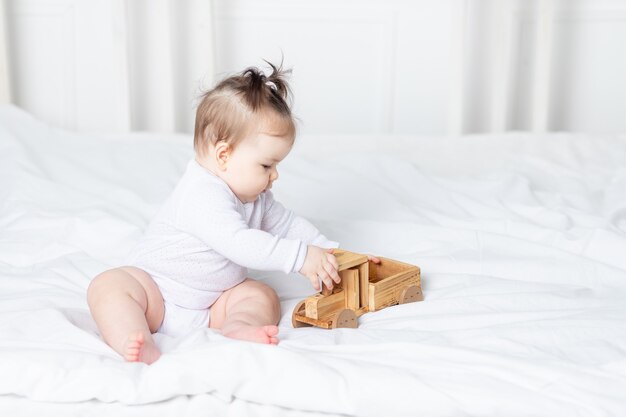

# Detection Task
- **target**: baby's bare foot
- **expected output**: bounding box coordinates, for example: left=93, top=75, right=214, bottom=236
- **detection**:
left=123, top=332, right=161, bottom=364
left=222, top=324, right=279, bottom=345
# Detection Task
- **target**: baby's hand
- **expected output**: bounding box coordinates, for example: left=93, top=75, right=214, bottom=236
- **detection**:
left=299, top=246, right=340, bottom=291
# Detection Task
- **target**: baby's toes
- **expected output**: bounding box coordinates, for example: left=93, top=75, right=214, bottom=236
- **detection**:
left=269, top=337, right=279, bottom=345
left=127, top=340, right=140, bottom=349
left=263, top=325, right=279, bottom=337
left=125, top=350, right=140, bottom=361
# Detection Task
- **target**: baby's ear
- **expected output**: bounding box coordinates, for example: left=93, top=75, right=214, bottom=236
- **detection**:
left=215, top=141, right=230, bottom=169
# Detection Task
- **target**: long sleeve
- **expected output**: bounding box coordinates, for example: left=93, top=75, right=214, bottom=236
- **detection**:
left=261, top=191, right=340, bottom=249
left=174, top=184, right=308, bottom=274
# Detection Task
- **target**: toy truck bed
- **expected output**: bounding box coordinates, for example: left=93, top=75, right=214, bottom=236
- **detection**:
left=367, top=257, right=422, bottom=311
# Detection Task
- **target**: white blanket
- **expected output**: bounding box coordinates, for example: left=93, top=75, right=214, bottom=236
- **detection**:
left=1, top=105, right=626, bottom=416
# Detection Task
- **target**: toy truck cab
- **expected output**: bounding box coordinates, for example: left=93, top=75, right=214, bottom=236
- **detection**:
left=292, top=249, right=423, bottom=329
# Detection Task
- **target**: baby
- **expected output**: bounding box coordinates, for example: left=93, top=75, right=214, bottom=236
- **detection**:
left=87, top=62, right=343, bottom=364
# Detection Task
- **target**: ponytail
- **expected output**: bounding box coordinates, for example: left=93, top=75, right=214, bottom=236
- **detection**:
left=240, top=60, right=292, bottom=113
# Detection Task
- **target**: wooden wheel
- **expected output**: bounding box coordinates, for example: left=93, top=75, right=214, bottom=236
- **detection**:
left=399, top=285, right=424, bottom=304
left=292, top=300, right=311, bottom=328
left=331, top=309, right=358, bottom=329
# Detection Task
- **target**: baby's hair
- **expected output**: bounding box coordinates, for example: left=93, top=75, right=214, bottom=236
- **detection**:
left=193, top=60, right=296, bottom=157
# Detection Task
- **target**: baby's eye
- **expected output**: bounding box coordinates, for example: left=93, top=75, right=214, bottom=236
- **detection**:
left=262, top=164, right=272, bottom=170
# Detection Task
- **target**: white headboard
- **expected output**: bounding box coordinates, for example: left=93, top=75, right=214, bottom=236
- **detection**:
left=3, top=0, right=215, bottom=132
left=4, top=0, right=626, bottom=135
left=0, top=0, right=11, bottom=105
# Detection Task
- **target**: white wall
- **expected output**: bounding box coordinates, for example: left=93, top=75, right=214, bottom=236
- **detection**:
left=3, top=0, right=213, bottom=133
left=0, top=0, right=10, bottom=104
left=3, top=0, right=626, bottom=135
left=215, top=0, right=458, bottom=136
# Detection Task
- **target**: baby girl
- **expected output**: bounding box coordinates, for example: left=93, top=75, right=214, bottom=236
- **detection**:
left=87, top=62, right=343, bottom=364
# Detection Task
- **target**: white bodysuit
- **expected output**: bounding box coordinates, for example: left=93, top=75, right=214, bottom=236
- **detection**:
left=126, top=159, right=338, bottom=336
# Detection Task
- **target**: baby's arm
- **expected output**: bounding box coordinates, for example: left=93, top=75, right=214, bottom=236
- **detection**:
left=176, top=188, right=307, bottom=274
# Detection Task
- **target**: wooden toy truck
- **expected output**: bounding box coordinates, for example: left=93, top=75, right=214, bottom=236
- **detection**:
left=292, top=249, right=423, bottom=329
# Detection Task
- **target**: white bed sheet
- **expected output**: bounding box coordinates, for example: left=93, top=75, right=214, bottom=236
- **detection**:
left=1, top=105, right=626, bottom=416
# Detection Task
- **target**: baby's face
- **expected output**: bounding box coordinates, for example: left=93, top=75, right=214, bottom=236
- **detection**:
left=222, top=133, right=293, bottom=203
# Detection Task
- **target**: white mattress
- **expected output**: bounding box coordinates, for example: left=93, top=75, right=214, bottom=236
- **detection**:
left=1, top=105, right=626, bottom=416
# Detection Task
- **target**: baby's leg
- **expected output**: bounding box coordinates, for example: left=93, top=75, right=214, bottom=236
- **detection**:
left=87, top=266, right=164, bottom=364
left=209, top=278, right=281, bottom=345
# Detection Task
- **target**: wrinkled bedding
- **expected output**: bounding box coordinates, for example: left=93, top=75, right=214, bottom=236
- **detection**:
left=1, top=105, right=626, bottom=416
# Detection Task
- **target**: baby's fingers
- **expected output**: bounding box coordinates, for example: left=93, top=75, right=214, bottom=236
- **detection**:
left=307, top=273, right=321, bottom=291
left=318, top=270, right=334, bottom=290
left=325, top=252, right=340, bottom=271
left=368, top=255, right=381, bottom=264
left=323, top=261, right=341, bottom=284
